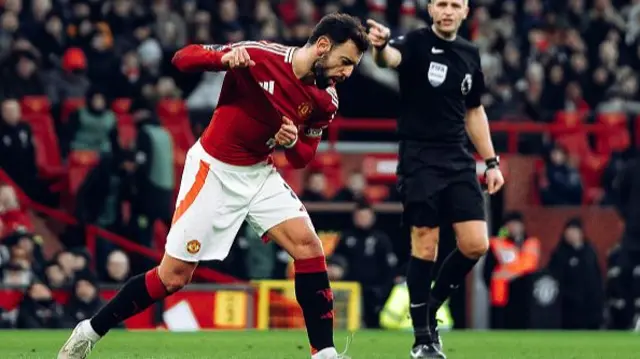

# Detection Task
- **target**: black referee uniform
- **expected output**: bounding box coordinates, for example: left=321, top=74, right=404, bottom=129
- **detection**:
left=390, top=26, right=486, bottom=228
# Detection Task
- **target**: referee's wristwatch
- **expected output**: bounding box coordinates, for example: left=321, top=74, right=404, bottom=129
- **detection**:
left=484, top=156, right=500, bottom=173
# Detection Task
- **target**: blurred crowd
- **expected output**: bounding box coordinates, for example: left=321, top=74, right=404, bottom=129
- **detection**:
left=0, top=0, right=640, bottom=329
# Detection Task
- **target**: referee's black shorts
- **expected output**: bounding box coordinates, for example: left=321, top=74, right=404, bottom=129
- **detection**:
left=398, top=169, right=486, bottom=229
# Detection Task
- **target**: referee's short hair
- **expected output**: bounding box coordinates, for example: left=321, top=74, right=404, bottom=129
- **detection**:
left=430, top=0, right=469, bottom=4
left=307, top=13, right=369, bottom=53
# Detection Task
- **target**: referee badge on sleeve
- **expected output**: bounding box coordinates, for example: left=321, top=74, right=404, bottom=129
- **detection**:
left=428, top=62, right=448, bottom=87
left=461, top=73, right=473, bottom=95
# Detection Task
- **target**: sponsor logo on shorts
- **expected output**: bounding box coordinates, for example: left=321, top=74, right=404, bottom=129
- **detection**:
left=186, top=240, right=201, bottom=254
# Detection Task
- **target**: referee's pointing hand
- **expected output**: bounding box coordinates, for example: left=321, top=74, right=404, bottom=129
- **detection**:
left=485, top=167, right=505, bottom=195
left=366, top=19, right=391, bottom=48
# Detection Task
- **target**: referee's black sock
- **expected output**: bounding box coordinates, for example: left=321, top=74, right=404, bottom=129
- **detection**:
left=407, top=256, right=435, bottom=346
left=429, top=249, right=479, bottom=319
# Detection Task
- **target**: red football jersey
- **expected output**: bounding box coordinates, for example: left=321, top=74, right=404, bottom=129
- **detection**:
left=172, top=41, right=338, bottom=167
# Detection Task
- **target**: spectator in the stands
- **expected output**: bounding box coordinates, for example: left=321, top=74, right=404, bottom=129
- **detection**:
left=0, top=99, right=39, bottom=199
left=3, top=232, right=45, bottom=274
left=540, top=143, right=583, bottom=206
left=16, top=281, right=64, bottom=329
left=2, top=262, right=32, bottom=286
left=548, top=217, right=604, bottom=330
left=300, top=171, right=328, bottom=202
left=152, top=0, right=187, bottom=52
left=0, top=184, right=33, bottom=237
left=63, top=273, right=103, bottom=328
left=0, top=48, right=46, bottom=99
left=55, top=250, right=78, bottom=279
left=329, top=201, right=397, bottom=328
left=0, top=10, right=20, bottom=60
left=129, top=100, right=174, bottom=253
left=43, top=262, right=70, bottom=289
left=103, top=249, right=130, bottom=283
left=333, top=171, right=366, bottom=202
left=63, top=86, right=119, bottom=157
left=44, top=47, right=91, bottom=108
left=32, top=11, right=66, bottom=71
left=107, top=50, right=152, bottom=100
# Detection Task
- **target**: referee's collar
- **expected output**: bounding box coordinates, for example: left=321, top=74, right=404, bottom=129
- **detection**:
left=430, top=25, right=457, bottom=43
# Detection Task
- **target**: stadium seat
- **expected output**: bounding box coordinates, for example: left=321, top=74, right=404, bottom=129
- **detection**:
left=61, top=97, right=85, bottom=123
left=22, top=114, right=64, bottom=179
left=163, top=119, right=196, bottom=152
left=594, top=112, right=630, bottom=155
left=111, top=98, right=132, bottom=114
left=361, top=154, right=398, bottom=184
left=157, top=99, right=188, bottom=119
left=579, top=153, right=608, bottom=204
left=553, top=110, right=588, bottom=127
left=116, top=114, right=136, bottom=149
left=68, top=150, right=100, bottom=196
left=20, top=96, right=51, bottom=116
left=309, top=152, right=342, bottom=196
left=364, top=185, right=389, bottom=203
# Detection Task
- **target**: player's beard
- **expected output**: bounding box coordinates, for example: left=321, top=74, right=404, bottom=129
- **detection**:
left=312, top=53, right=332, bottom=90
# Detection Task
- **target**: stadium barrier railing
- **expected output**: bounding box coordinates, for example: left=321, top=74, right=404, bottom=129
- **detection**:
left=327, top=118, right=612, bottom=152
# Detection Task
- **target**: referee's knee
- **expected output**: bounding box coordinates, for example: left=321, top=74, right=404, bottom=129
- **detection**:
left=411, top=226, right=439, bottom=261
left=457, top=235, right=489, bottom=259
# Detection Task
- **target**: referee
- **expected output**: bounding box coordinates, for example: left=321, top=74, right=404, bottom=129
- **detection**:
left=368, top=1, right=505, bottom=358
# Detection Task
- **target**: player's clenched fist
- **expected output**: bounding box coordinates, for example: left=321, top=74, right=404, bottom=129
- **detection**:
left=221, top=47, right=256, bottom=69
left=276, top=117, right=298, bottom=148
left=366, top=19, right=391, bottom=49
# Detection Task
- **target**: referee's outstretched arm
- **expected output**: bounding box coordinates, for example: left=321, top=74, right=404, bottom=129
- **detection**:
left=366, top=19, right=401, bottom=68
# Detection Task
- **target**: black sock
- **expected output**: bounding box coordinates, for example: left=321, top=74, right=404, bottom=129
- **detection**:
left=294, top=263, right=335, bottom=354
left=429, top=249, right=478, bottom=319
left=91, top=268, right=168, bottom=336
left=407, top=256, right=435, bottom=346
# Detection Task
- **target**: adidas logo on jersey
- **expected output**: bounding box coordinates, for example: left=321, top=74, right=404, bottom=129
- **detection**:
left=259, top=81, right=275, bottom=95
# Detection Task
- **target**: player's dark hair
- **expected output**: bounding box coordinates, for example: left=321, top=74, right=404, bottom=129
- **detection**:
left=307, top=13, right=369, bottom=53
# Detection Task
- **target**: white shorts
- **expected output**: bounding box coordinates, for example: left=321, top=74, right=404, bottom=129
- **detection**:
left=165, top=141, right=311, bottom=262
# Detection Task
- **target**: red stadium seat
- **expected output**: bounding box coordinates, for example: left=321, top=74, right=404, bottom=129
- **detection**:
left=553, top=111, right=588, bottom=127
left=579, top=153, right=608, bottom=204
left=116, top=114, right=136, bottom=149
left=20, top=96, right=51, bottom=116
left=157, top=99, right=188, bottom=119
left=364, top=185, right=389, bottom=203
left=111, top=98, right=132, bottom=114
left=595, top=112, right=630, bottom=155
left=22, top=114, right=64, bottom=178
left=68, top=150, right=100, bottom=196
left=163, top=118, right=196, bottom=152
left=555, top=133, right=591, bottom=157
left=61, top=98, right=85, bottom=123
left=309, top=152, right=342, bottom=196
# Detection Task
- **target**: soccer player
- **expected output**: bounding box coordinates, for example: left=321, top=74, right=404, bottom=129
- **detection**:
left=58, top=13, right=368, bottom=359
left=367, top=1, right=505, bottom=358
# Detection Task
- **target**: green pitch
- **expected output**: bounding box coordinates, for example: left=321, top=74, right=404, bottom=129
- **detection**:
left=1, top=330, right=639, bottom=358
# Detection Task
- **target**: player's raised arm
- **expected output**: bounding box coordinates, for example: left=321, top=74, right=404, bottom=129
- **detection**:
left=171, top=44, right=255, bottom=73
left=367, top=19, right=402, bottom=69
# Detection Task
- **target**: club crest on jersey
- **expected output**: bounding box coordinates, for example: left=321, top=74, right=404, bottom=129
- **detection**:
left=461, top=73, right=473, bottom=95
left=297, top=102, right=313, bottom=120
left=428, top=62, right=448, bottom=87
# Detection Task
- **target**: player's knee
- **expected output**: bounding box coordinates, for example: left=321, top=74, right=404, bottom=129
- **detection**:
left=160, top=271, right=192, bottom=293
left=458, top=235, right=489, bottom=259
left=157, top=259, right=195, bottom=293
left=290, top=233, right=324, bottom=260
left=411, top=226, right=439, bottom=261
